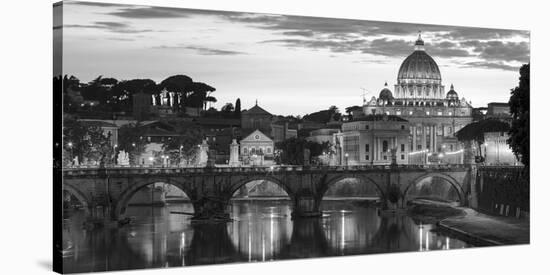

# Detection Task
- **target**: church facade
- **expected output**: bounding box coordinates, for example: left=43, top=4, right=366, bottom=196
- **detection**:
left=353, top=33, right=473, bottom=164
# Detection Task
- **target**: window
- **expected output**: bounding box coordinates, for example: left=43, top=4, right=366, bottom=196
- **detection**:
left=382, top=140, right=388, bottom=152
left=383, top=155, right=387, bottom=160
left=450, top=145, right=454, bottom=150
left=267, top=147, right=272, bottom=153
left=426, top=111, right=430, bottom=115
left=437, top=111, right=442, bottom=116
left=365, top=155, right=369, bottom=160
left=448, top=111, right=453, bottom=116
left=244, top=148, right=248, bottom=154
left=401, top=125, right=405, bottom=130
left=366, top=125, right=369, bottom=130
left=417, top=145, right=422, bottom=150
left=251, top=148, right=256, bottom=154
left=396, top=111, right=402, bottom=115
left=401, top=154, right=405, bottom=160
left=401, top=144, right=405, bottom=152
left=365, top=144, right=370, bottom=152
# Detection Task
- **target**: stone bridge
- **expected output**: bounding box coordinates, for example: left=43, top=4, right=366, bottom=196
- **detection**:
left=60, top=165, right=474, bottom=222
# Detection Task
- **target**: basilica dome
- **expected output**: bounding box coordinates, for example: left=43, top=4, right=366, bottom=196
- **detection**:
left=379, top=82, right=393, bottom=101
left=397, top=35, right=441, bottom=83
left=446, top=84, right=459, bottom=100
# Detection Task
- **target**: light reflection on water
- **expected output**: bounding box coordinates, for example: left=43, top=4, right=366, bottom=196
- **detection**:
left=62, top=200, right=471, bottom=273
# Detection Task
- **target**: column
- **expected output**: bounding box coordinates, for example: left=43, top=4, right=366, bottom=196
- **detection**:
left=434, top=125, right=437, bottom=152
left=420, top=124, right=426, bottom=150
left=412, top=126, right=417, bottom=151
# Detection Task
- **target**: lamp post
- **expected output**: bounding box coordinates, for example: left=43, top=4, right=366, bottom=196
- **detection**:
left=67, top=142, right=73, bottom=166
left=344, top=153, right=349, bottom=167
left=179, top=145, right=183, bottom=167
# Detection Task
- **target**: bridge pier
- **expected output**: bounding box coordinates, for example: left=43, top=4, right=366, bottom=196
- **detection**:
left=291, top=196, right=322, bottom=218
left=190, top=197, right=231, bottom=221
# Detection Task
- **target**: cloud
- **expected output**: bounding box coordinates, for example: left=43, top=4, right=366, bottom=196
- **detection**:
left=63, top=21, right=153, bottom=33
left=436, top=27, right=529, bottom=40
left=69, top=1, right=127, bottom=8
left=459, top=61, right=519, bottom=71
left=107, top=6, right=239, bottom=19
left=100, top=6, right=529, bottom=70
left=108, top=6, right=189, bottom=19
left=476, top=41, right=529, bottom=63
left=152, top=45, right=246, bottom=55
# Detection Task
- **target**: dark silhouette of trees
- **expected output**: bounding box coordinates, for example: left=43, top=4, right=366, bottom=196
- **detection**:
left=160, top=75, right=216, bottom=111
left=62, top=116, right=113, bottom=166
left=276, top=138, right=330, bottom=165
left=117, top=123, right=148, bottom=165
left=507, top=64, right=530, bottom=166
left=234, top=98, right=241, bottom=118
left=162, top=127, right=204, bottom=165
left=302, top=106, right=341, bottom=124
left=221, top=103, right=234, bottom=113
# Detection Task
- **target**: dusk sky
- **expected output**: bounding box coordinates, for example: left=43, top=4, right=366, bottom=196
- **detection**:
left=55, top=1, right=530, bottom=116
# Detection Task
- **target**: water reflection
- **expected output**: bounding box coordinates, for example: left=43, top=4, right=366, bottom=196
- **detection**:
left=62, top=200, right=471, bottom=273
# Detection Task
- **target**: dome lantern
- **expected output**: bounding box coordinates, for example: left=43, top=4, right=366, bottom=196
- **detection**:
left=414, top=31, right=425, bottom=51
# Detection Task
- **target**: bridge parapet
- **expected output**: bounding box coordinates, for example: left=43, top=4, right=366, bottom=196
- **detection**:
left=62, top=164, right=471, bottom=177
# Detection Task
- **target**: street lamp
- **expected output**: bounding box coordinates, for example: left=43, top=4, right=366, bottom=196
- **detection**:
left=179, top=145, right=183, bottom=167
left=67, top=142, right=74, bottom=166
left=344, top=153, right=349, bottom=167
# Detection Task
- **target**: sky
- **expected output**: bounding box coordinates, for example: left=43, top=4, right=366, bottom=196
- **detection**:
left=54, top=1, right=530, bottom=116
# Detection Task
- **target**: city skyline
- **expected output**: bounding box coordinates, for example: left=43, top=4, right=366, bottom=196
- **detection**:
left=56, top=1, right=530, bottom=115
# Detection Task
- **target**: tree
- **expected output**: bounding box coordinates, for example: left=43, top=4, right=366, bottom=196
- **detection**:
left=117, top=123, right=148, bottom=165
left=276, top=137, right=330, bottom=165
left=162, top=127, right=204, bottom=166
left=507, top=64, right=529, bottom=166
left=235, top=98, right=242, bottom=118
left=62, top=116, right=113, bottom=166
left=112, top=79, right=157, bottom=112
left=221, top=103, right=234, bottom=113
left=302, top=106, right=342, bottom=124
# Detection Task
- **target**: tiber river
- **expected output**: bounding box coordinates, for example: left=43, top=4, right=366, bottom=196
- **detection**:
left=61, top=179, right=472, bottom=273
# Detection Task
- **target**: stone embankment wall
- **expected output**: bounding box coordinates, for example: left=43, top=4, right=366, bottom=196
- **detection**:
left=475, top=166, right=529, bottom=219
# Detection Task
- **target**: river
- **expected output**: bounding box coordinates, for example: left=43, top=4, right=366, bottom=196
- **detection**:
left=61, top=200, right=471, bottom=273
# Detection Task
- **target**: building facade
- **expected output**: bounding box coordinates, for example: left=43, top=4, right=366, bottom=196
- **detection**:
left=336, top=115, right=410, bottom=165
left=239, top=129, right=275, bottom=166
left=361, top=33, right=473, bottom=164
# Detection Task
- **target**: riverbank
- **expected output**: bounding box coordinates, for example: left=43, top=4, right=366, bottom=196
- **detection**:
left=438, top=209, right=530, bottom=246
left=407, top=199, right=530, bottom=246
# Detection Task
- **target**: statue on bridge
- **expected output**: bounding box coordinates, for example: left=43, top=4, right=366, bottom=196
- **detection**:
left=117, top=150, right=130, bottom=167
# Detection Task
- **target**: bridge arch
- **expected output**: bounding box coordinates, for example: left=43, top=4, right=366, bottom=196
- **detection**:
left=403, top=173, right=465, bottom=205
left=319, top=175, right=386, bottom=201
left=62, top=183, right=91, bottom=216
left=114, top=178, right=194, bottom=220
left=227, top=175, right=294, bottom=200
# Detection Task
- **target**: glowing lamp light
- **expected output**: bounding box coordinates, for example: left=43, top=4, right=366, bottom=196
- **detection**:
left=67, top=142, right=73, bottom=147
